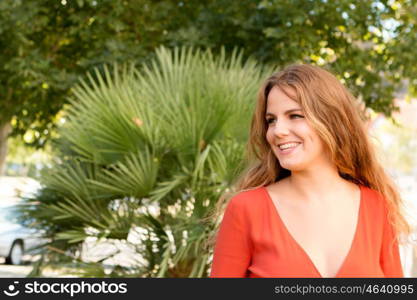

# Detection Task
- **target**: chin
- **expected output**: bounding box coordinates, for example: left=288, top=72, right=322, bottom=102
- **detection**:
left=278, top=161, right=306, bottom=172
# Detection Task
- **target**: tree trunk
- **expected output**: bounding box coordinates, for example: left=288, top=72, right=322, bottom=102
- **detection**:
left=0, top=122, right=12, bottom=176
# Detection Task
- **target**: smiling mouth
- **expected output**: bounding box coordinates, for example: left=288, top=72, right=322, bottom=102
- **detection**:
left=278, top=142, right=301, bottom=151
left=277, top=142, right=301, bottom=154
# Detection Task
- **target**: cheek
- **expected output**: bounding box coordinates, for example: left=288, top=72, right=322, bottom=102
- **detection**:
left=306, top=131, right=325, bottom=152
left=298, top=124, right=323, bottom=150
left=290, top=123, right=309, bottom=143
left=265, top=128, right=274, bottom=145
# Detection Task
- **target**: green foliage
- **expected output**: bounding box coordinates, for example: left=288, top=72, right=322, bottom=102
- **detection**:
left=0, top=0, right=190, bottom=144
left=2, top=0, right=417, bottom=146
left=162, top=0, right=417, bottom=114
left=19, top=47, right=269, bottom=277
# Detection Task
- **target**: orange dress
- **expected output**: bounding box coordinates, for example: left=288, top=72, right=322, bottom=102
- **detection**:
left=210, top=185, right=403, bottom=278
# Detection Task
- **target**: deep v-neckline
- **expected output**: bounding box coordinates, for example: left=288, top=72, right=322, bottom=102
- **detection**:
left=262, top=185, right=363, bottom=278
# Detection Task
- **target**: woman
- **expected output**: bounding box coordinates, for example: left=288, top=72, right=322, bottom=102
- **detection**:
left=209, top=64, right=410, bottom=278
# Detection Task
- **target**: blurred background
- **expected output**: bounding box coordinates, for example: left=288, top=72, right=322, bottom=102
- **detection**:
left=0, top=0, right=416, bottom=277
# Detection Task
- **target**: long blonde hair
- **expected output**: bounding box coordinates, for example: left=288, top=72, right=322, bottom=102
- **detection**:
left=207, top=64, right=410, bottom=249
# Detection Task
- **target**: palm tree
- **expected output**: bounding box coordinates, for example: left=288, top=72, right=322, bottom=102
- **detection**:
left=20, top=47, right=270, bottom=277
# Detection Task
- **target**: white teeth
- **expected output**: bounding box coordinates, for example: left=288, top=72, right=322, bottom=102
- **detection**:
left=278, top=143, right=299, bottom=150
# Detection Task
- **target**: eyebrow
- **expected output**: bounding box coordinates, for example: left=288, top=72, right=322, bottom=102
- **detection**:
left=265, top=109, right=303, bottom=117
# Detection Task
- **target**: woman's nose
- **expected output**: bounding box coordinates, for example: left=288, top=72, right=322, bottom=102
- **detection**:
left=273, top=120, right=290, bottom=137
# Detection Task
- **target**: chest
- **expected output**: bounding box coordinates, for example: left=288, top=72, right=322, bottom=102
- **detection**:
left=266, top=192, right=362, bottom=277
left=283, top=208, right=359, bottom=276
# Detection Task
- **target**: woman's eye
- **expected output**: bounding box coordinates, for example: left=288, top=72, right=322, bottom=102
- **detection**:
left=290, top=114, right=304, bottom=119
left=266, top=118, right=275, bottom=124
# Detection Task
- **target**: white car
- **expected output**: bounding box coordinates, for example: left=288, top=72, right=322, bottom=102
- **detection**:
left=0, top=176, right=44, bottom=265
left=0, top=205, right=44, bottom=265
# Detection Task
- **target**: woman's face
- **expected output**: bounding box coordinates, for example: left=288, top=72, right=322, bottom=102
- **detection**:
left=265, top=86, right=329, bottom=172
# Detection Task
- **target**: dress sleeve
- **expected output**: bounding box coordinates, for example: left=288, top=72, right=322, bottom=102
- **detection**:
left=210, top=196, right=252, bottom=278
left=380, top=206, right=404, bottom=277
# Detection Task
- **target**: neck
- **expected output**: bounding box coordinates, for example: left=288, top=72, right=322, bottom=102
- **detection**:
left=285, top=164, right=349, bottom=203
